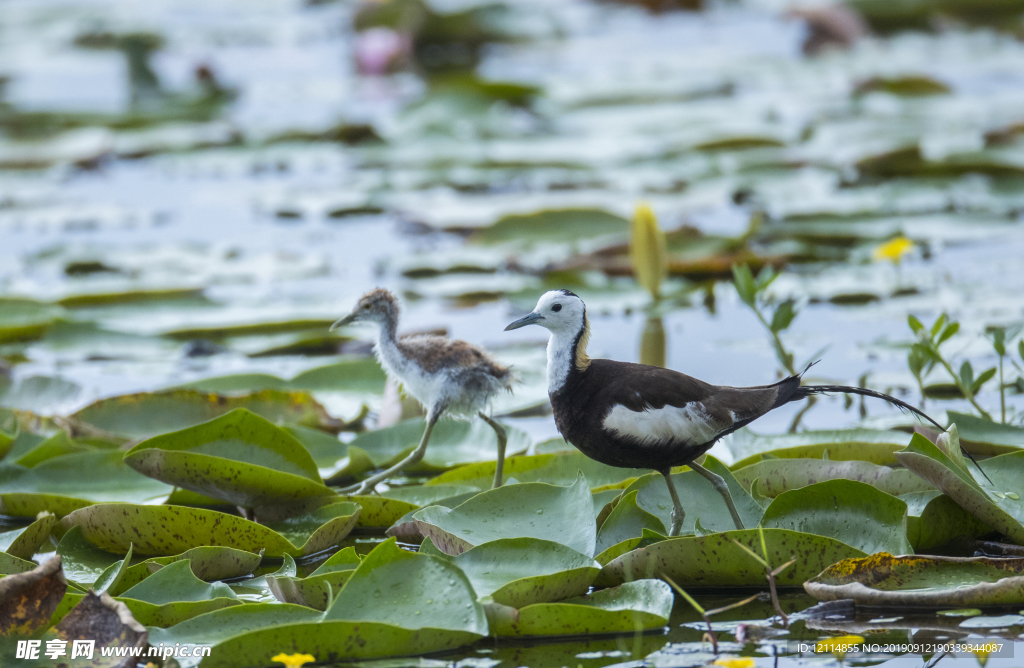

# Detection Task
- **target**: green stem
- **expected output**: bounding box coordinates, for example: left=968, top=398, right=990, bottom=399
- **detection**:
left=932, top=345, right=993, bottom=421
left=752, top=306, right=797, bottom=375
left=1000, top=356, right=1006, bottom=424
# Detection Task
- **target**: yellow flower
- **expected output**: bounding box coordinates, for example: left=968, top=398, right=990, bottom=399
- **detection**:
left=872, top=236, right=914, bottom=264
left=630, top=202, right=668, bottom=299
left=271, top=653, right=316, bottom=668
left=971, top=645, right=993, bottom=667
left=714, top=658, right=756, bottom=668
left=815, top=634, right=863, bottom=660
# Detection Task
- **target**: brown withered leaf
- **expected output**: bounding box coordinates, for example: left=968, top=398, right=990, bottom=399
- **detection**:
left=0, top=555, right=66, bottom=636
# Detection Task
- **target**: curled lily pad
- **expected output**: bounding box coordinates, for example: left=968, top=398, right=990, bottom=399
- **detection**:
left=427, top=451, right=640, bottom=490
left=0, top=511, right=56, bottom=560
left=805, top=553, right=1024, bottom=607
left=0, top=555, right=66, bottom=635
left=413, top=474, right=597, bottom=556
left=618, top=457, right=762, bottom=535
left=0, top=551, right=37, bottom=575
left=760, top=480, right=914, bottom=556
left=948, top=411, right=1024, bottom=452
left=728, top=429, right=910, bottom=468
left=903, top=491, right=992, bottom=551
left=485, top=579, right=673, bottom=637
left=56, top=526, right=124, bottom=586
left=344, top=417, right=530, bottom=473
left=117, top=560, right=242, bottom=627
left=71, top=388, right=342, bottom=440
left=599, top=528, right=865, bottom=588
left=113, top=546, right=264, bottom=596
left=50, top=591, right=148, bottom=658
left=13, top=431, right=92, bottom=468
left=734, top=458, right=933, bottom=498
left=267, top=547, right=361, bottom=610
left=124, top=408, right=335, bottom=507
left=896, top=430, right=1024, bottom=545
left=0, top=297, right=63, bottom=345
left=595, top=490, right=665, bottom=556
left=61, top=502, right=359, bottom=557
left=450, top=538, right=600, bottom=607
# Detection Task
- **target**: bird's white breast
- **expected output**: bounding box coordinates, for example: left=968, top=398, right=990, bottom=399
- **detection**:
left=374, top=336, right=442, bottom=410
left=602, top=403, right=720, bottom=446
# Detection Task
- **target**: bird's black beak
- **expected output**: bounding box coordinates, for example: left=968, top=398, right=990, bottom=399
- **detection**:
left=330, top=313, right=357, bottom=331
left=504, top=312, right=543, bottom=331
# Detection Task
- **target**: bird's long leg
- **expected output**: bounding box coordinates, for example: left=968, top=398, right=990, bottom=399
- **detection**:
left=689, top=461, right=745, bottom=531
left=660, top=470, right=685, bottom=537
left=340, top=412, right=440, bottom=496
left=478, top=411, right=507, bottom=489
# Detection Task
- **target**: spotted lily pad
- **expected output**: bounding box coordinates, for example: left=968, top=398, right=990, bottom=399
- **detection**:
left=0, top=511, right=57, bottom=560
left=805, top=553, right=1024, bottom=607
left=117, top=560, right=242, bottom=627
left=760, top=480, right=914, bottom=555
left=599, top=528, right=866, bottom=588
left=124, top=408, right=336, bottom=507
left=267, top=547, right=361, bottom=610
left=896, top=429, right=1024, bottom=545
left=449, top=538, right=600, bottom=607
left=485, top=579, right=673, bottom=637
left=595, top=490, right=666, bottom=557
left=413, top=474, right=597, bottom=556
left=734, top=458, right=934, bottom=498
left=61, top=502, right=359, bottom=557
left=903, top=491, right=993, bottom=551
left=728, top=429, right=911, bottom=469
left=427, top=451, right=641, bottom=490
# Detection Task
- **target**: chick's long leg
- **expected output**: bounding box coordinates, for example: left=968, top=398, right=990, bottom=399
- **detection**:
left=478, top=412, right=507, bottom=489
left=340, top=410, right=441, bottom=496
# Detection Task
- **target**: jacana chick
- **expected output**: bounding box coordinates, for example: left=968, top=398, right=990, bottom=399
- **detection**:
left=332, top=289, right=513, bottom=494
left=506, top=289, right=953, bottom=536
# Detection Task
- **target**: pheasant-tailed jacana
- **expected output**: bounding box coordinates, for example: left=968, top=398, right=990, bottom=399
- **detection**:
left=332, top=289, right=513, bottom=494
left=505, top=289, right=962, bottom=536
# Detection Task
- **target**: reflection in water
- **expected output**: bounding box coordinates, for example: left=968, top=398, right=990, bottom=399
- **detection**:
left=640, top=315, right=666, bottom=368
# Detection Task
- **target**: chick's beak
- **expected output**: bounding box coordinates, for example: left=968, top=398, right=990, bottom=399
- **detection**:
left=330, top=313, right=357, bottom=332
left=504, top=311, right=544, bottom=331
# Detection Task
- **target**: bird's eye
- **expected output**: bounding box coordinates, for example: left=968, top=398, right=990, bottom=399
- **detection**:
left=551, top=304, right=562, bottom=312
left=362, top=304, right=370, bottom=310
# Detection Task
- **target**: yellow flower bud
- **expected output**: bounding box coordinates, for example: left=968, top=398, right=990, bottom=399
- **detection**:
left=872, top=236, right=914, bottom=264
left=630, top=203, right=668, bottom=299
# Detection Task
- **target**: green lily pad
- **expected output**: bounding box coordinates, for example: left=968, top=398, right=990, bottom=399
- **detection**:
left=121, top=559, right=237, bottom=604
left=0, top=511, right=56, bottom=560
left=595, top=490, right=666, bottom=556
left=427, top=451, right=639, bottom=490
left=119, top=596, right=243, bottom=628
left=344, top=417, right=530, bottom=473
left=13, top=431, right=93, bottom=468
left=805, top=553, right=1024, bottom=607
left=0, top=551, right=37, bottom=575
left=124, top=408, right=335, bottom=507
left=148, top=603, right=324, bottom=655
left=729, top=428, right=911, bottom=469
left=485, top=579, right=673, bottom=637
left=949, top=411, right=1024, bottom=451
left=0, top=297, right=63, bottom=344
left=339, top=495, right=420, bottom=528
left=760, top=480, right=913, bottom=555
left=734, top=458, right=934, bottom=498
left=61, top=502, right=359, bottom=557
left=618, top=457, right=763, bottom=535
left=903, top=491, right=993, bottom=551
left=162, top=318, right=337, bottom=340
left=93, top=544, right=132, bottom=594
left=599, top=528, right=866, bottom=588
left=413, top=474, right=597, bottom=556
left=471, top=208, right=627, bottom=246
left=0, top=450, right=173, bottom=516
left=71, top=388, right=342, bottom=440
left=56, top=526, right=124, bottom=586
left=896, top=429, right=1024, bottom=545
left=56, top=287, right=206, bottom=308
left=0, top=427, right=15, bottom=462
left=176, top=358, right=387, bottom=395
left=449, top=538, right=600, bottom=607
left=266, top=548, right=361, bottom=610
left=381, top=484, right=480, bottom=506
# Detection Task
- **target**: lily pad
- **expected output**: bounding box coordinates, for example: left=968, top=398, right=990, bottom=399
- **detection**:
left=56, top=526, right=125, bottom=586
left=471, top=208, right=627, bottom=246
left=896, top=430, right=1024, bottom=545
left=729, top=429, right=911, bottom=469
left=595, top=490, right=666, bottom=556
left=618, top=457, right=763, bottom=535
left=450, top=538, right=600, bottom=607
left=0, top=551, right=37, bottom=575
left=344, top=417, right=530, bottom=473
left=177, top=358, right=387, bottom=395
left=734, top=458, right=934, bottom=498
left=0, top=556, right=67, bottom=636
left=949, top=411, right=1024, bottom=451
left=760, top=480, right=914, bottom=555
left=413, top=474, right=597, bottom=556
left=124, top=408, right=335, bottom=507
left=267, top=547, right=361, bottom=611
left=427, top=451, right=639, bottom=490
left=0, top=297, right=63, bottom=345
left=71, top=388, right=342, bottom=440
left=61, top=502, right=359, bottom=557
left=599, top=528, right=866, bottom=588
left=121, top=559, right=237, bottom=604
left=805, top=553, right=1024, bottom=607
left=0, top=511, right=56, bottom=560
left=485, top=579, right=673, bottom=637
left=903, top=491, right=993, bottom=551
left=12, top=431, right=92, bottom=468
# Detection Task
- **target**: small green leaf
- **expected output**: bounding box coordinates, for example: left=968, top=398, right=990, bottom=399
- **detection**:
left=931, top=314, right=949, bottom=340
left=732, top=264, right=756, bottom=306
left=938, top=322, right=960, bottom=345
left=960, top=360, right=974, bottom=391
left=908, top=315, right=925, bottom=334
left=770, top=299, right=797, bottom=333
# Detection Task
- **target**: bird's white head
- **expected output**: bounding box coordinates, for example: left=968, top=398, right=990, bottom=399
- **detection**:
left=505, top=289, right=590, bottom=392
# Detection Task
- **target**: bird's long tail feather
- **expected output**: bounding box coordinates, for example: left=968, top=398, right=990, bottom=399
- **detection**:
left=793, top=384, right=991, bottom=483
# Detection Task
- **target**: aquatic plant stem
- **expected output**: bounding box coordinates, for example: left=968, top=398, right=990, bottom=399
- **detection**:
left=933, top=352, right=993, bottom=421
